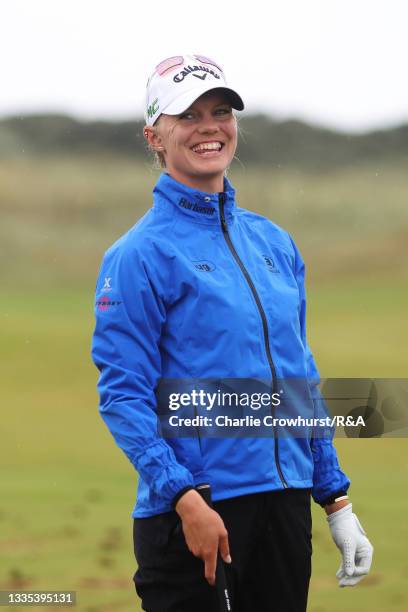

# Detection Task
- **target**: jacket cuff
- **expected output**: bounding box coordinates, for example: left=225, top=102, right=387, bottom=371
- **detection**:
left=172, top=486, right=195, bottom=509
left=319, top=489, right=349, bottom=507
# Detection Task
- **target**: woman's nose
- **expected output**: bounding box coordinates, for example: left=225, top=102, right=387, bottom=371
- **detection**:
left=197, top=117, right=219, bottom=133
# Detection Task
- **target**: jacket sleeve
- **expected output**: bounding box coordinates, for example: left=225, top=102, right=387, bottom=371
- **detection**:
left=289, top=236, right=351, bottom=505
left=91, top=240, right=195, bottom=506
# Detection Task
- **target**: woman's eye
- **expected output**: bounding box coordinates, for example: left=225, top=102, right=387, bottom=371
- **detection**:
left=215, top=108, right=231, bottom=116
left=179, top=108, right=231, bottom=120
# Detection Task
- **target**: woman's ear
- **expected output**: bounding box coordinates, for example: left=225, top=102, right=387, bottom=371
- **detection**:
left=143, top=126, right=164, bottom=152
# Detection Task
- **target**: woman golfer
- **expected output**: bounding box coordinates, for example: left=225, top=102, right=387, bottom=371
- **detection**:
left=92, top=54, right=373, bottom=611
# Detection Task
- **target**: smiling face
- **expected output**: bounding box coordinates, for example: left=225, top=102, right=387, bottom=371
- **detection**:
left=144, top=90, right=238, bottom=193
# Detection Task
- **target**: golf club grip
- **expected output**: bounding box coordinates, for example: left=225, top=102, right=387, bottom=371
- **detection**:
left=196, top=485, right=232, bottom=612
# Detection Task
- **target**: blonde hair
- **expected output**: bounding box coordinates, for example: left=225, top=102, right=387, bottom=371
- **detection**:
left=145, top=116, right=166, bottom=169
left=155, top=150, right=166, bottom=169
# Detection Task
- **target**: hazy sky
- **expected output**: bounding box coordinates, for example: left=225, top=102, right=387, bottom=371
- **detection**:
left=2, top=0, right=407, bottom=132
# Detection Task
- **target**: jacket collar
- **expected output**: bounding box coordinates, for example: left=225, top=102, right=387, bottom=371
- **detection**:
left=153, top=172, right=236, bottom=225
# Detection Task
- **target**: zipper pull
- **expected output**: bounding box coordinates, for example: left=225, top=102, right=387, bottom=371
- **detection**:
left=219, top=192, right=227, bottom=233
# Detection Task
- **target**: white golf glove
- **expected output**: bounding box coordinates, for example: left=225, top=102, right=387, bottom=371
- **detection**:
left=327, top=503, right=373, bottom=587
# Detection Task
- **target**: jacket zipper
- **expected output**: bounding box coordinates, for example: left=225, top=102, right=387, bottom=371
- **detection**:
left=218, top=192, right=288, bottom=488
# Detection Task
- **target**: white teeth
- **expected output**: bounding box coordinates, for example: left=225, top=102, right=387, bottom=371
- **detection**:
left=192, top=142, right=222, bottom=152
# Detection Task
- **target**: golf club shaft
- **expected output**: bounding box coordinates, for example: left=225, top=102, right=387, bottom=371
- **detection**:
left=196, top=484, right=232, bottom=612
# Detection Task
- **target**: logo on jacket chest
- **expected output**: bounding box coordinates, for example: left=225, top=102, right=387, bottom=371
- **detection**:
left=192, top=260, right=216, bottom=272
left=262, top=254, right=280, bottom=273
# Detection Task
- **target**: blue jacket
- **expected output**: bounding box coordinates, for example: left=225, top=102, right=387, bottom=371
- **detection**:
left=91, top=172, right=350, bottom=518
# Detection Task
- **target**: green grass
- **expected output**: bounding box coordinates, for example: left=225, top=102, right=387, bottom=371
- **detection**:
left=1, top=157, right=408, bottom=288
left=0, top=290, right=138, bottom=610
left=1, top=281, right=407, bottom=611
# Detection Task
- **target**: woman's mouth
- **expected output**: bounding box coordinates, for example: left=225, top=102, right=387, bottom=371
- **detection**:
left=191, top=141, right=224, bottom=156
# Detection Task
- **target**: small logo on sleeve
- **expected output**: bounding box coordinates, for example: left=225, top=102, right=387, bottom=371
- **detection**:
left=96, top=296, right=122, bottom=311
left=263, top=255, right=280, bottom=273
left=102, top=277, right=112, bottom=291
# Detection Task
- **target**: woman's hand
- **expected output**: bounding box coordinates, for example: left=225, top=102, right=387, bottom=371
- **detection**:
left=175, top=489, right=231, bottom=585
left=326, top=502, right=374, bottom=587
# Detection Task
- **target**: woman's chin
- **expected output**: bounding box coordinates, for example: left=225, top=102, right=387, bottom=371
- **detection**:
left=188, top=153, right=230, bottom=174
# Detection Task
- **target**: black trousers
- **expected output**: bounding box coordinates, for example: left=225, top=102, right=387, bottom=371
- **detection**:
left=133, top=489, right=312, bottom=612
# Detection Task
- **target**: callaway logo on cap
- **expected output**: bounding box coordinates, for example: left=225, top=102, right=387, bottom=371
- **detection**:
left=145, top=54, right=244, bottom=126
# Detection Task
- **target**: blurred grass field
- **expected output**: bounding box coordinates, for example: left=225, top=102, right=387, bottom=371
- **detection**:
left=1, top=157, right=407, bottom=611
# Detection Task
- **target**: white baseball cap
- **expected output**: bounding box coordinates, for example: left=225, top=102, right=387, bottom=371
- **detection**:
left=145, top=54, right=244, bottom=126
